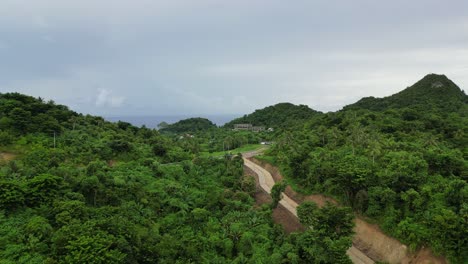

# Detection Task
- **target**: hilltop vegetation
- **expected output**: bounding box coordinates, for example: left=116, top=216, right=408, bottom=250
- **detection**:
left=0, top=93, right=354, bottom=263
left=159, top=117, right=217, bottom=134
left=266, top=74, right=467, bottom=263
left=345, top=73, right=467, bottom=112
left=224, top=103, right=321, bottom=129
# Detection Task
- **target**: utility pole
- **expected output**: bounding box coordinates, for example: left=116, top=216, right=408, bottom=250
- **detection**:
left=53, top=131, right=56, bottom=148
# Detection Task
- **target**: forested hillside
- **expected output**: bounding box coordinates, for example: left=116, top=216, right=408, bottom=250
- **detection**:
left=159, top=117, right=217, bottom=134
left=267, top=74, right=467, bottom=263
left=0, top=93, right=354, bottom=263
left=1, top=73, right=466, bottom=263
left=344, top=74, right=467, bottom=112
left=224, top=103, right=321, bottom=129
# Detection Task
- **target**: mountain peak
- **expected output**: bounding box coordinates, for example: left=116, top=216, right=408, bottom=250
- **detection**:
left=412, top=73, right=454, bottom=90
left=344, top=74, right=467, bottom=112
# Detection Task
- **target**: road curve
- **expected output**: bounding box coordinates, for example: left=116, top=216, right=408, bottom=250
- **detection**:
left=243, top=157, right=374, bottom=264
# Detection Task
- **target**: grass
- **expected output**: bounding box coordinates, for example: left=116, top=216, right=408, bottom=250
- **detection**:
left=254, top=154, right=277, bottom=166
left=200, top=144, right=263, bottom=158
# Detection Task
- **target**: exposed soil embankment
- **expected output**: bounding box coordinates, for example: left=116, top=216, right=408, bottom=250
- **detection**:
left=0, top=152, right=17, bottom=163
left=249, top=158, right=447, bottom=264
left=244, top=166, right=304, bottom=234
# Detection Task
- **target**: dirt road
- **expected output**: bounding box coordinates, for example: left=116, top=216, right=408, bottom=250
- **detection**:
left=243, top=157, right=375, bottom=264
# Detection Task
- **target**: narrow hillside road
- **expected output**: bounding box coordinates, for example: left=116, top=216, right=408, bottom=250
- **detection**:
left=243, top=158, right=375, bottom=264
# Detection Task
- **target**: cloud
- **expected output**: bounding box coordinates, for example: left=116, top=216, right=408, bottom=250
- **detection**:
left=1, top=1, right=467, bottom=116
left=96, top=89, right=125, bottom=108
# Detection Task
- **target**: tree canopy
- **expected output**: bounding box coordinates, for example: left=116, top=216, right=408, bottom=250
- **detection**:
left=224, top=103, right=322, bottom=129
left=0, top=92, right=354, bottom=263
left=266, top=74, right=468, bottom=263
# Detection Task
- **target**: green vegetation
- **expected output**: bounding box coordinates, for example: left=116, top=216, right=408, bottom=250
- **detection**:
left=254, top=154, right=278, bottom=166
left=269, top=74, right=467, bottom=263
left=344, top=73, right=467, bottom=112
left=0, top=93, right=354, bottom=263
left=270, top=181, right=288, bottom=209
left=158, top=116, right=273, bottom=156
left=296, top=201, right=354, bottom=264
left=224, top=102, right=321, bottom=129
left=159, top=117, right=217, bottom=134
left=199, top=144, right=263, bottom=158
left=2, top=73, right=465, bottom=263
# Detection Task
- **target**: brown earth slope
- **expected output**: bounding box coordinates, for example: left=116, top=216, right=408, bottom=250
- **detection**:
left=248, top=158, right=447, bottom=264
left=244, top=158, right=374, bottom=264
left=244, top=165, right=304, bottom=233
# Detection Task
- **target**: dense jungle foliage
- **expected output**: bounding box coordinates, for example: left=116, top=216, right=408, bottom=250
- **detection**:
left=224, top=103, right=321, bottom=129
left=267, top=74, right=468, bottom=263
left=1, top=73, right=466, bottom=263
left=158, top=117, right=217, bottom=134
left=0, top=93, right=354, bottom=263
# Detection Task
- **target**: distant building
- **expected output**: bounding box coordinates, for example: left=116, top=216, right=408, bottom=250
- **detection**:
left=178, top=134, right=194, bottom=139
left=234, top=124, right=253, bottom=131
left=233, top=124, right=265, bottom=132
left=252, top=126, right=265, bottom=132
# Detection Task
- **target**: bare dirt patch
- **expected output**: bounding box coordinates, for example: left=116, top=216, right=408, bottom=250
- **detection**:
left=244, top=165, right=304, bottom=234
left=272, top=204, right=305, bottom=234
left=0, top=152, right=17, bottom=163
left=406, top=248, right=447, bottom=264
left=353, top=217, right=408, bottom=262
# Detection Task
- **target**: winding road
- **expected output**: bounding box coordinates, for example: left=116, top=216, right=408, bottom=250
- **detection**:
left=243, top=156, right=374, bottom=264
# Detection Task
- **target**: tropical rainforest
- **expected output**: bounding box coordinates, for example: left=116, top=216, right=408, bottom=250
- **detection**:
left=0, top=73, right=466, bottom=263
left=0, top=93, right=354, bottom=263
left=265, top=74, right=468, bottom=263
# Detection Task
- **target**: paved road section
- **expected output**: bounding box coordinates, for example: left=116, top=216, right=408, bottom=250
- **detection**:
left=243, top=157, right=374, bottom=264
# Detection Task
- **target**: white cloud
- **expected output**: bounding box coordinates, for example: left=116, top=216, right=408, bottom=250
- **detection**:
left=1, top=1, right=467, bottom=116
left=96, top=89, right=125, bottom=107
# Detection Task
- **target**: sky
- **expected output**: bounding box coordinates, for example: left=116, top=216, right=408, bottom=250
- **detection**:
left=1, top=0, right=467, bottom=116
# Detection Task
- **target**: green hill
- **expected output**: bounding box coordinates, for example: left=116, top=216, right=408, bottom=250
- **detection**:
left=159, top=117, right=217, bottom=134
left=225, top=102, right=321, bottom=129
left=266, top=74, right=467, bottom=263
left=344, top=73, right=467, bottom=112
left=0, top=92, right=79, bottom=135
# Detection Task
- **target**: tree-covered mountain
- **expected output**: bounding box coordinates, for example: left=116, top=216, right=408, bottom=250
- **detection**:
left=344, top=73, right=467, bottom=112
left=159, top=117, right=217, bottom=134
left=265, top=74, right=467, bottom=263
left=224, top=103, right=322, bottom=129
left=0, top=93, right=354, bottom=263
left=0, top=93, right=79, bottom=136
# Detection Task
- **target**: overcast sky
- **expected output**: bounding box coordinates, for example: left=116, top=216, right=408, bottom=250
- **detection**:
left=1, top=0, right=467, bottom=116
